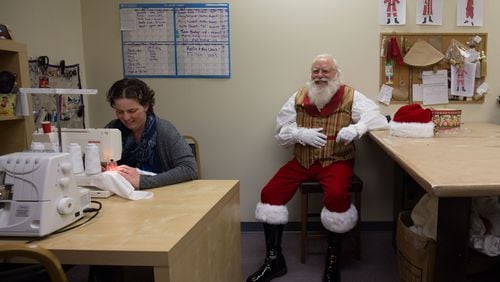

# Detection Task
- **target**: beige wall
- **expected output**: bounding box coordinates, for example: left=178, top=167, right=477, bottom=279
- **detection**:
left=2, top=0, right=500, bottom=222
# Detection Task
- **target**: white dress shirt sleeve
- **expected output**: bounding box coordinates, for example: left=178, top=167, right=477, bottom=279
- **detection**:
left=275, top=92, right=300, bottom=148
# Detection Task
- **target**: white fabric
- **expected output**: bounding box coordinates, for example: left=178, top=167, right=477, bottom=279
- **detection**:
left=410, top=194, right=500, bottom=257
left=75, top=170, right=153, bottom=200
left=410, top=193, right=438, bottom=240
left=320, top=204, right=358, bottom=233
left=296, top=127, right=327, bottom=148
left=469, top=196, right=500, bottom=256
left=389, top=121, right=435, bottom=138
left=255, top=202, right=288, bottom=224
left=275, top=89, right=388, bottom=148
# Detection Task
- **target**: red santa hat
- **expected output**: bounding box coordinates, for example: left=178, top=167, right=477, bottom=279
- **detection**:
left=389, top=104, right=435, bottom=138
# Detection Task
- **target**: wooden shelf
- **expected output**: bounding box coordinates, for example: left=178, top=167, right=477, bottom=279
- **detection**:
left=0, top=40, right=34, bottom=155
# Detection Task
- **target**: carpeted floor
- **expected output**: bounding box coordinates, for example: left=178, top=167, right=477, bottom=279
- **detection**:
left=65, top=230, right=499, bottom=282
left=242, top=230, right=399, bottom=282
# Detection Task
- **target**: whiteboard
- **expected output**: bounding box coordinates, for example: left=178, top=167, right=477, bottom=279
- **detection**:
left=120, top=3, right=230, bottom=78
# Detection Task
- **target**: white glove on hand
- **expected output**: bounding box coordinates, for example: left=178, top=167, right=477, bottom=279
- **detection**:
left=297, top=128, right=327, bottom=148
left=336, top=126, right=358, bottom=145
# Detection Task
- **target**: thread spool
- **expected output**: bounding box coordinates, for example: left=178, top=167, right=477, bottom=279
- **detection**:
left=84, top=143, right=101, bottom=175
left=30, top=142, right=45, bottom=151
left=67, top=143, right=84, bottom=174
left=41, top=121, right=51, bottom=133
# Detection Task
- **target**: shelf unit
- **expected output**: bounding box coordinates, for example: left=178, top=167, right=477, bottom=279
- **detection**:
left=0, top=40, right=34, bottom=155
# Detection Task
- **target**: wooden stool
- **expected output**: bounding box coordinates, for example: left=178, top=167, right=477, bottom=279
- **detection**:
left=299, top=174, right=363, bottom=264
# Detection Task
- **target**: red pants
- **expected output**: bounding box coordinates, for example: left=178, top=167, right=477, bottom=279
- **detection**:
left=261, top=159, right=354, bottom=212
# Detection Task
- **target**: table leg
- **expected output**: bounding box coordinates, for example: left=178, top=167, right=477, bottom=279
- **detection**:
left=434, top=197, right=471, bottom=282
left=153, top=266, right=170, bottom=282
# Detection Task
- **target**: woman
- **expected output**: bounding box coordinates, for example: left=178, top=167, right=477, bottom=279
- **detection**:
left=105, top=78, right=198, bottom=189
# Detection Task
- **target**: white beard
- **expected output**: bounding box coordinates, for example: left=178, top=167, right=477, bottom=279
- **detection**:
left=306, top=79, right=342, bottom=110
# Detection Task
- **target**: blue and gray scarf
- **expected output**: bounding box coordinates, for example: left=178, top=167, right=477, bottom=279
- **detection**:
left=116, top=112, right=160, bottom=172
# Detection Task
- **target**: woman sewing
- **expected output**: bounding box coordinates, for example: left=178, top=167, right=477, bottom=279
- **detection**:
left=105, top=78, right=198, bottom=189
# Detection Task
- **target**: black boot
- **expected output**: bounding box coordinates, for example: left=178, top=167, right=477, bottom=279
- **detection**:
left=394, top=18, right=399, bottom=24
left=323, top=232, right=344, bottom=282
left=246, top=224, right=287, bottom=282
left=386, top=18, right=390, bottom=24
left=422, top=17, right=427, bottom=24
left=429, top=16, right=433, bottom=23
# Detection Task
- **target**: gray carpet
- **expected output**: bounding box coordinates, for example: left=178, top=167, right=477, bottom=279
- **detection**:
left=65, top=230, right=398, bottom=282
left=242, top=230, right=399, bottom=282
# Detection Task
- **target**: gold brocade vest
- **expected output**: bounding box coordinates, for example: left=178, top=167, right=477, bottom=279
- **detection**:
left=294, top=85, right=355, bottom=168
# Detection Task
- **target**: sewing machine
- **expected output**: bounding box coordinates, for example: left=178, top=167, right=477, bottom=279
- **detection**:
left=32, top=128, right=123, bottom=198
left=0, top=152, right=91, bottom=237
left=32, top=128, right=122, bottom=163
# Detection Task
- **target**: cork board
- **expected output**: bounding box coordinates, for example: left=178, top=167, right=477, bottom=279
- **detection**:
left=379, top=32, right=487, bottom=104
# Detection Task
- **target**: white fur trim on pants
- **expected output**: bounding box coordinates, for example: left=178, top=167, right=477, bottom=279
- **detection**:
left=321, top=204, right=358, bottom=233
left=255, top=202, right=288, bottom=224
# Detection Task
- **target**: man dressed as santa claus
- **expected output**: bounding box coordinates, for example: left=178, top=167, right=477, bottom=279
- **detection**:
left=247, top=54, right=388, bottom=282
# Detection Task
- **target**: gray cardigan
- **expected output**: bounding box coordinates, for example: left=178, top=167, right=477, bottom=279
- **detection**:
left=106, top=117, right=198, bottom=189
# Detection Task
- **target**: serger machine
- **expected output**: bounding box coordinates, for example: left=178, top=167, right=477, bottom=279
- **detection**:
left=32, top=128, right=122, bottom=163
left=0, top=152, right=90, bottom=237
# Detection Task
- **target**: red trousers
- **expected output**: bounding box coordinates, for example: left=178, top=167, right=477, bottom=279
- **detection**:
left=261, top=159, right=354, bottom=213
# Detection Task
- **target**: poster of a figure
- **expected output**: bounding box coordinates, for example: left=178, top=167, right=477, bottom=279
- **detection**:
left=379, top=0, right=406, bottom=25
left=416, top=0, right=443, bottom=25
left=457, top=0, right=484, bottom=26
left=450, top=63, right=476, bottom=97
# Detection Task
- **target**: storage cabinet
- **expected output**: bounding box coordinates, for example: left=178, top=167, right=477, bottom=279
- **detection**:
left=0, top=40, right=34, bottom=155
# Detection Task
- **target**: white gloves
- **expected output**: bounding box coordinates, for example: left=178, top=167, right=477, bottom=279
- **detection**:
left=297, top=128, right=327, bottom=148
left=336, top=125, right=359, bottom=145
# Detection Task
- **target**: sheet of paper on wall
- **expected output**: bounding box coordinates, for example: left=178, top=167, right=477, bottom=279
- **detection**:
left=450, top=63, right=476, bottom=97
left=412, top=84, right=423, bottom=102
left=422, top=69, right=449, bottom=105
left=378, top=84, right=393, bottom=105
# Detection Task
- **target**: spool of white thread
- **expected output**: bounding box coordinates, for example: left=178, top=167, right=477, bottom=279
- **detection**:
left=67, top=143, right=84, bottom=174
left=84, top=143, right=101, bottom=175
left=30, top=142, right=45, bottom=151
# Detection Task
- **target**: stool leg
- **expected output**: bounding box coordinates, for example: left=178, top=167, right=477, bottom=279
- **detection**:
left=354, top=191, right=361, bottom=260
left=300, top=191, right=308, bottom=264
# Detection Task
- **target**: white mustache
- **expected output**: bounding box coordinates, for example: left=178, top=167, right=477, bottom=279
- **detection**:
left=313, top=78, right=329, bottom=83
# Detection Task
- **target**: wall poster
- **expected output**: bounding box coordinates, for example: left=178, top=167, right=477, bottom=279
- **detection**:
left=120, top=3, right=230, bottom=78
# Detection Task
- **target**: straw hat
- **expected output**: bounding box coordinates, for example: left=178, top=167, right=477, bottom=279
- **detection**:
left=403, top=40, right=444, bottom=67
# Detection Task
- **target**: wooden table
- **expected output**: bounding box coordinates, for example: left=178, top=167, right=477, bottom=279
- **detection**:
left=369, top=123, right=500, bottom=282
left=1, top=179, right=242, bottom=282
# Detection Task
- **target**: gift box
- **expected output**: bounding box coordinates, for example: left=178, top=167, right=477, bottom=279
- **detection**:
left=431, top=108, right=462, bottom=130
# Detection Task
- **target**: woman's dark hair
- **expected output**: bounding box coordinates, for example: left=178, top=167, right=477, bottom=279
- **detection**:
left=106, top=78, right=155, bottom=112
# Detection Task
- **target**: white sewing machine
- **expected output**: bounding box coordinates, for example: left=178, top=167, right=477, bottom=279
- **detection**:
left=32, top=128, right=122, bottom=163
left=32, top=128, right=123, bottom=199
left=0, top=152, right=91, bottom=237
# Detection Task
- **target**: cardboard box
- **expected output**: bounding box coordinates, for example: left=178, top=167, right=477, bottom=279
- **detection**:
left=396, top=211, right=436, bottom=282
left=431, top=108, right=461, bottom=130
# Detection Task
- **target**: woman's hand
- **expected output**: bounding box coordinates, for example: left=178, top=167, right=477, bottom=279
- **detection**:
left=117, top=165, right=140, bottom=189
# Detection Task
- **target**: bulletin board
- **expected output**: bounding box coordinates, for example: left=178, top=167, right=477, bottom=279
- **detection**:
left=379, top=32, right=487, bottom=104
left=120, top=3, right=230, bottom=78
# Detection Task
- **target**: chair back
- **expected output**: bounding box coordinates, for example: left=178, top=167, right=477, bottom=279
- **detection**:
left=183, top=135, right=201, bottom=178
left=0, top=243, right=68, bottom=282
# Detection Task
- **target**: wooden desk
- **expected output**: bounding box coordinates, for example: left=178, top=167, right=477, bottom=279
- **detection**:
left=369, top=123, right=500, bottom=282
left=1, top=180, right=242, bottom=282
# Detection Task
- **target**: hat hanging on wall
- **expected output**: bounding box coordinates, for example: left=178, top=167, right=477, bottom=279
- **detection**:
left=389, top=104, right=435, bottom=138
left=403, top=40, right=444, bottom=67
